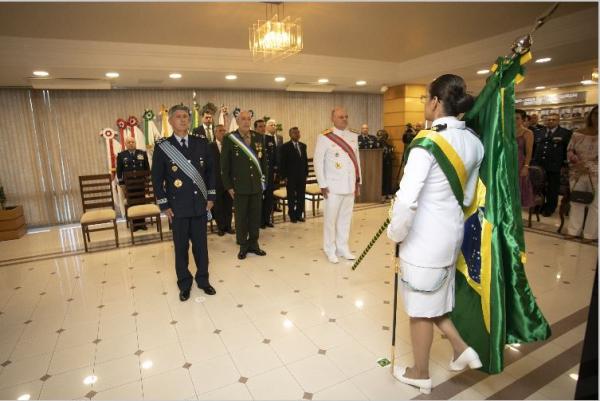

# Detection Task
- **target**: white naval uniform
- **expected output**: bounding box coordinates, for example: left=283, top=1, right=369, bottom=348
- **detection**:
left=313, top=127, right=362, bottom=258
left=387, top=116, right=483, bottom=317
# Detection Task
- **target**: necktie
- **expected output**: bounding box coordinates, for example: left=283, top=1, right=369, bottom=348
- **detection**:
left=207, top=125, right=213, bottom=142
left=180, top=138, right=187, bottom=149
left=294, top=142, right=301, bottom=157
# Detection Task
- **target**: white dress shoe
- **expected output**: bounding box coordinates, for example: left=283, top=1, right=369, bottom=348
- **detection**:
left=449, top=347, right=482, bottom=371
left=337, top=251, right=356, bottom=260
left=393, top=366, right=432, bottom=394
left=326, top=254, right=339, bottom=264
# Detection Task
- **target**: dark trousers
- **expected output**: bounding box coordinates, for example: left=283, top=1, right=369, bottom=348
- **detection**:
left=235, top=193, right=262, bottom=252
left=213, top=188, right=233, bottom=231
left=261, top=185, right=275, bottom=225
left=544, top=170, right=561, bottom=214
left=287, top=179, right=306, bottom=220
left=172, top=215, right=209, bottom=291
left=382, top=162, right=393, bottom=196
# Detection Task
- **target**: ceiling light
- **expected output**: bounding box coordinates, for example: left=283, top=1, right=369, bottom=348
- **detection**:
left=380, top=85, right=389, bottom=93
left=356, top=80, right=367, bottom=86
left=249, top=3, right=302, bottom=60
left=477, top=69, right=490, bottom=75
left=105, top=72, right=119, bottom=78
left=17, top=395, right=30, bottom=401
left=141, top=360, right=153, bottom=370
left=225, top=74, right=237, bottom=80
left=274, top=76, right=286, bottom=82
left=83, top=375, right=98, bottom=385
left=169, top=73, right=182, bottom=79
left=581, top=80, right=594, bottom=85
left=283, top=319, right=293, bottom=328
left=354, top=299, right=364, bottom=309
left=535, top=86, right=546, bottom=90
left=318, top=78, right=329, bottom=84
left=535, top=57, right=552, bottom=63
left=33, top=70, right=49, bottom=77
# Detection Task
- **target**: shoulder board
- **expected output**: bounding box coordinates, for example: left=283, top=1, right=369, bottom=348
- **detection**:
left=322, top=128, right=333, bottom=135
left=155, top=137, right=167, bottom=145
left=349, top=128, right=358, bottom=134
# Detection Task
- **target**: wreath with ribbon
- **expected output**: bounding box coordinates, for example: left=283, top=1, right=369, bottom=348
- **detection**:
left=128, top=116, right=139, bottom=127
left=116, top=118, right=127, bottom=129
left=143, top=109, right=155, bottom=121
left=102, top=128, right=116, bottom=139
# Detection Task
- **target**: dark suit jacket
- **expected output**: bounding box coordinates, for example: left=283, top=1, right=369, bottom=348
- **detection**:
left=116, top=149, right=149, bottom=185
left=210, top=141, right=225, bottom=192
left=192, top=125, right=214, bottom=141
left=278, top=140, right=308, bottom=183
left=151, top=135, right=216, bottom=218
left=538, top=126, right=572, bottom=172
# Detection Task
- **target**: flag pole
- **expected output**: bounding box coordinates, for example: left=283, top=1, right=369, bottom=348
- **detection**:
left=390, top=242, right=400, bottom=373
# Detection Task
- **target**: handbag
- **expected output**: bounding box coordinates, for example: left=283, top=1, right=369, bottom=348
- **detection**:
left=570, top=173, right=595, bottom=204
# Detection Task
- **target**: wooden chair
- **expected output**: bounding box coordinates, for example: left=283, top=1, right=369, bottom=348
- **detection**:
left=527, top=166, right=546, bottom=228
left=79, top=174, right=118, bottom=252
left=305, top=158, right=323, bottom=217
left=273, top=186, right=288, bottom=222
left=123, top=170, right=162, bottom=244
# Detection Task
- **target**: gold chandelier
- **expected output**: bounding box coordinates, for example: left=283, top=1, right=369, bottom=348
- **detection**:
left=249, top=3, right=303, bottom=60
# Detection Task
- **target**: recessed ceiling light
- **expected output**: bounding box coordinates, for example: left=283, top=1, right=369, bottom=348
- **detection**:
left=83, top=375, right=98, bottom=385
left=318, top=78, right=329, bottom=84
left=169, top=73, right=182, bottom=79
left=274, top=76, right=286, bottom=82
left=581, top=80, right=594, bottom=85
left=17, top=395, right=30, bottom=401
left=476, top=69, right=490, bottom=75
left=356, top=80, right=367, bottom=86
left=535, top=57, right=552, bottom=63
left=380, top=85, right=389, bottom=93
left=535, top=86, right=546, bottom=90
left=141, top=360, right=153, bottom=369
left=33, top=70, right=49, bottom=77
left=105, top=72, right=119, bottom=78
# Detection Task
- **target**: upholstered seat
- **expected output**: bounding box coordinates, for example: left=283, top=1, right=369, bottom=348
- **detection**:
left=80, top=208, right=117, bottom=224
left=127, top=204, right=160, bottom=218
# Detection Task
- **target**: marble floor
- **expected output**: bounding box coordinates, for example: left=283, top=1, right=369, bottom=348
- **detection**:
left=0, top=204, right=595, bottom=400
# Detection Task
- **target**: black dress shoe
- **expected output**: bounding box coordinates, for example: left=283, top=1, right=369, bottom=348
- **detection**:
left=298, top=217, right=305, bottom=222
left=226, top=228, right=235, bottom=234
left=179, top=289, right=190, bottom=302
left=238, top=250, right=247, bottom=260
left=200, top=285, right=216, bottom=295
left=249, top=248, right=267, bottom=256
left=290, top=219, right=298, bottom=223
left=260, top=224, right=267, bottom=229
left=266, top=223, right=274, bottom=228
left=217, top=230, right=225, bottom=236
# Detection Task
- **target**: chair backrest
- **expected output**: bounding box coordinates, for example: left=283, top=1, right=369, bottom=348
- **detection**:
left=307, top=158, right=318, bottom=184
left=528, top=166, right=546, bottom=195
left=79, top=174, right=115, bottom=213
left=123, top=170, right=155, bottom=207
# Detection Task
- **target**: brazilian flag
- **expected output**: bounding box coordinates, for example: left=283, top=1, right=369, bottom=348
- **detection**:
left=450, top=52, right=552, bottom=374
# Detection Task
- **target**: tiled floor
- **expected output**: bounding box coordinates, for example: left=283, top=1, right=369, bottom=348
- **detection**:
left=0, top=204, right=595, bottom=400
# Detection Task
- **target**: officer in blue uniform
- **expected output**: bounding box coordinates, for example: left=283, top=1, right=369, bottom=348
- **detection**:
left=152, top=104, right=217, bottom=302
left=116, top=136, right=150, bottom=230
left=358, top=123, right=379, bottom=149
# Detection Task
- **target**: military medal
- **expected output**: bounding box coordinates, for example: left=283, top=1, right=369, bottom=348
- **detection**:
left=335, top=162, right=342, bottom=169
left=335, top=152, right=339, bottom=157
left=174, top=179, right=183, bottom=188
left=171, top=165, right=178, bottom=172
left=137, top=154, right=144, bottom=160
left=199, top=158, right=204, bottom=167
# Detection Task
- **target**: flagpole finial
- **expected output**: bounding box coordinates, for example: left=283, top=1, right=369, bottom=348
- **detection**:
left=511, top=34, right=532, bottom=57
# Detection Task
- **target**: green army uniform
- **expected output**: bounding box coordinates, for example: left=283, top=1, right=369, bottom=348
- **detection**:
left=220, top=129, right=267, bottom=254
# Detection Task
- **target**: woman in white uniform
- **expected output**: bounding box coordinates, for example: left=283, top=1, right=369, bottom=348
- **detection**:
left=387, top=74, right=485, bottom=393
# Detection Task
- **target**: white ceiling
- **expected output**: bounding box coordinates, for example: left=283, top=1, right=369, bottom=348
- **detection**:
left=0, top=2, right=596, bottom=93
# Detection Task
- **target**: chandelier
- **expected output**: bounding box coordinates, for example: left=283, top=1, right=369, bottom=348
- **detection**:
left=249, top=3, right=303, bottom=60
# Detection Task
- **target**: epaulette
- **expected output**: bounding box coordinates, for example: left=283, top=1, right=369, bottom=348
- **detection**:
left=349, top=128, right=358, bottom=134
left=431, top=123, right=447, bottom=132
left=322, top=128, right=333, bottom=135
left=155, top=137, right=166, bottom=144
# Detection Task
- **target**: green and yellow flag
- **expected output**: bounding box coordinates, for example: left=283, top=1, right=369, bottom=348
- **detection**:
left=451, top=52, right=551, bottom=374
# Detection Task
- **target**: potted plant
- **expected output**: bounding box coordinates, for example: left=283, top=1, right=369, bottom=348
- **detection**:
left=0, top=185, right=27, bottom=240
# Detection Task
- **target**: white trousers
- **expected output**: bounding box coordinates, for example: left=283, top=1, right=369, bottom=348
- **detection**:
left=323, top=193, right=354, bottom=256
left=567, top=176, right=598, bottom=239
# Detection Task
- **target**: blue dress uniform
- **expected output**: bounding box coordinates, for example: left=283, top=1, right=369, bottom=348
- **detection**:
left=358, top=133, right=379, bottom=149
left=116, top=149, right=150, bottom=185
left=151, top=134, right=216, bottom=294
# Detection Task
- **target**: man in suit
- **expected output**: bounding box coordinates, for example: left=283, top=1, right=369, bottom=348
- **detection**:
left=314, top=107, right=361, bottom=264
left=278, top=127, right=309, bottom=223
left=116, top=136, right=150, bottom=230
left=210, top=124, right=234, bottom=236
left=152, top=104, right=217, bottom=301
left=266, top=119, right=284, bottom=147
left=192, top=110, right=215, bottom=142
left=358, top=123, right=378, bottom=149
left=221, top=111, right=268, bottom=260
left=536, top=112, right=572, bottom=216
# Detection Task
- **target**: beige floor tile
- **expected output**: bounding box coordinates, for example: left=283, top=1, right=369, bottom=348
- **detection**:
left=37, top=366, right=94, bottom=400
left=142, top=368, right=196, bottom=400
left=0, top=379, right=43, bottom=400
left=350, top=365, right=420, bottom=399
left=245, top=366, right=304, bottom=400
left=179, top=335, right=228, bottom=365
left=94, top=332, right=139, bottom=364
left=139, top=342, right=185, bottom=378
left=93, top=354, right=142, bottom=392
left=229, top=343, right=283, bottom=378
left=188, top=354, right=240, bottom=395
left=0, top=352, right=52, bottom=389
left=94, top=380, right=143, bottom=400
left=287, top=354, right=346, bottom=393
left=198, top=382, right=252, bottom=401
left=8, top=333, right=59, bottom=361
left=269, top=331, right=319, bottom=364
left=325, top=340, right=376, bottom=378
left=302, top=322, right=353, bottom=350
left=47, top=342, right=96, bottom=375
left=217, top=322, right=264, bottom=352
left=313, top=380, right=368, bottom=400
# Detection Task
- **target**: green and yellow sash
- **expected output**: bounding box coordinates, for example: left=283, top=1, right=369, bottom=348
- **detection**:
left=406, top=129, right=468, bottom=207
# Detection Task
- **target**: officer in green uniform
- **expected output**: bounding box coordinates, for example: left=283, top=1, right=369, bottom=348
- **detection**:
left=220, top=111, right=268, bottom=260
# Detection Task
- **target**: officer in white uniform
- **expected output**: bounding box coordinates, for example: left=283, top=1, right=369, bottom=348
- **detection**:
left=314, top=106, right=361, bottom=264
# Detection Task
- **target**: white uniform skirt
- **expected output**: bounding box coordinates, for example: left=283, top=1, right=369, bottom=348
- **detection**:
left=399, top=259, right=455, bottom=318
